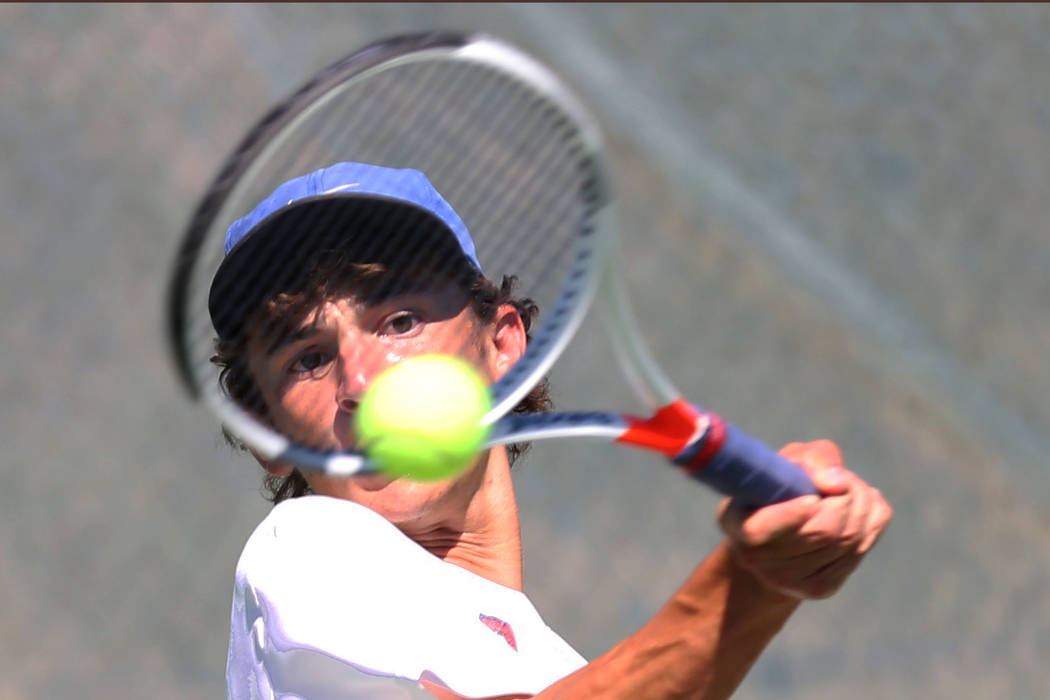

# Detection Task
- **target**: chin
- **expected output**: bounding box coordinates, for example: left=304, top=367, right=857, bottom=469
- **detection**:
left=358, top=496, right=445, bottom=528
left=353, top=470, right=476, bottom=525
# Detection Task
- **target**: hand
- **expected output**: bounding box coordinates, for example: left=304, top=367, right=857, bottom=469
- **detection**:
left=717, top=440, right=892, bottom=600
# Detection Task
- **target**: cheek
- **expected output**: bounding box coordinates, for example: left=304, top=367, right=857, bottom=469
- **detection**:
left=413, top=328, right=475, bottom=358
left=406, top=318, right=490, bottom=365
left=271, top=381, right=338, bottom=442
left=450, top=332, right=497, bottom=384
left=466, top=330, right=500, bottom=383
left=453, top=318, right=494, bottom=365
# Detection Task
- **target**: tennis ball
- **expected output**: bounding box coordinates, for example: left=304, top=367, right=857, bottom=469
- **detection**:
left=355, top=355, right=492, bottom=481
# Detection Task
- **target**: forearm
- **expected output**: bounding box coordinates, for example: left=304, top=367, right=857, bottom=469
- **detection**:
left=537, top=539, right=800, bottom=699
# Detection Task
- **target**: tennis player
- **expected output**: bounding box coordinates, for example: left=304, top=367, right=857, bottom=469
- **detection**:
left=213, top=162, right=892, bottom=699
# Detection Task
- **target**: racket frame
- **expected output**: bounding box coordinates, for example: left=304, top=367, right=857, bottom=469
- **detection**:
left=168, top=32, right=622, bottom=475
left=168, top=32, right=818, bottom=506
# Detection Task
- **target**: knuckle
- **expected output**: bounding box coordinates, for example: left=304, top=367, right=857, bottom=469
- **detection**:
left=810, top=438, right=839, bottom=452
left=738, top=525, right=767, bottom=548
left=837, top=524, right=863, bottom=549
left=810, top=439, right=844, bottom=464
left=874, top=500, right=894, bottom=530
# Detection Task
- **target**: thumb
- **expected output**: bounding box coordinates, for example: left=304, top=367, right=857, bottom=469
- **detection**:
left=779, top=440, right=849, bottom=496
left=809, top=465, right=850, bottom=496
left=720, top=494, right=821, bottom=546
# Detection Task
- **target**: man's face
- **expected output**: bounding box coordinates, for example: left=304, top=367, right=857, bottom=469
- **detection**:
left=244, top=274, right=524, bottom=525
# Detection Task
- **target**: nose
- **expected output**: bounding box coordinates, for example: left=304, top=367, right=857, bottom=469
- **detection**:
left=334, top=339, right=394, bottom=413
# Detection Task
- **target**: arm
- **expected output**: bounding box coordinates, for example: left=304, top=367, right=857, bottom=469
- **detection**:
left=424, top=440, right=892, bottom=700
left=534, top=539, right=801, bottom=699
left=424, top=544, right=797, bottom=700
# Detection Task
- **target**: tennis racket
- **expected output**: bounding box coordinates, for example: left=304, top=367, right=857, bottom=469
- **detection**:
left=167, top=31, right=816, bottom=508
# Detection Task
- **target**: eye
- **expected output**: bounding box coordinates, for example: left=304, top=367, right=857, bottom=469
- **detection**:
left=381, top=310, right=423, bottom=336
left=289, top=349, right=334, bottom=376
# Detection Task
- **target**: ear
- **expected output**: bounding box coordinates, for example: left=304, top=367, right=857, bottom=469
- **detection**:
left=249, top=449, right=294, bottom=477
left=487, top=304, right=527, bottom=381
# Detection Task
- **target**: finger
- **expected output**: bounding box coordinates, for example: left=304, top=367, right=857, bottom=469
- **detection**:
left=779, top=439, right=843, bottom=470
left=743, top=504, right=861, bottom=569
left=858, top=488, right=894, bottom=554
left=719, top=494, right=821, bottom=547
left=796, top=489, right=852, bottom=543
left=802, top=471, right=870, bottom=547
left=808, top=466, right=851, bottom=496
left=813, top=478, right=890, bottom=557
left=779, top=440, right=850, bottom=496
left=785, top=485, right=886, bottom=595
left=727, top=469, right=880, bottom=555
left=734, top=490, right=858, bottom=567
left=750, top=479, right=884, bottom=571
left=836, top=475, right=873, bottom=546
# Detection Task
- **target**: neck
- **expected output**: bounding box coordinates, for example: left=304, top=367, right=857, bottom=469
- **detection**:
left=397, top=447, right=524, bottom=591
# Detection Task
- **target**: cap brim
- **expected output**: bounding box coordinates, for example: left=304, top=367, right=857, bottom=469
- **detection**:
left=208, top=194, right=477, bottom=340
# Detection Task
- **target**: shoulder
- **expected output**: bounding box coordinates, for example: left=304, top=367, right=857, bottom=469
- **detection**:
left=236, top=495, right=429, bottom=593
left=249, top=493, right=402, bottom=545
left=228, top=496, right=440, bottom=691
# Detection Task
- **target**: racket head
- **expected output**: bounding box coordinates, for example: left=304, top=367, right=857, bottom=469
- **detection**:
left=167, top=32, right=614, bottom=473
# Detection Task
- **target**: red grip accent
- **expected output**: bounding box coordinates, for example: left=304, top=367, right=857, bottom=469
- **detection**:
left=678, top=411, right=727, bottom=475
left=615, top=399, right=706, bottom=457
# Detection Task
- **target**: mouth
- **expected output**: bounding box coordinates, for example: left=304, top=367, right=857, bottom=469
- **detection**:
left=331, top=410, right=357, bottom=450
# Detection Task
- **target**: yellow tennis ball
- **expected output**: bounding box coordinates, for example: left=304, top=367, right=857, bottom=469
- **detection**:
left=355, top=355, right=492, bottom=481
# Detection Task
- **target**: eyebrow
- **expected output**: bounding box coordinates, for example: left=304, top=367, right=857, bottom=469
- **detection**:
left=255, top=281, right=465, bottom=358
left=264, top=323, right=321, bottom=357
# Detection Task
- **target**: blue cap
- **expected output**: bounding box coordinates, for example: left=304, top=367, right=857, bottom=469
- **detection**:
left=222, top=162, right=480, bottom=267
left=209, top=162, right=481, bottom=338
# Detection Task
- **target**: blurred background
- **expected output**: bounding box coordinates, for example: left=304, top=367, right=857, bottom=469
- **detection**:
left=3, top=4, right=1048, bottom=698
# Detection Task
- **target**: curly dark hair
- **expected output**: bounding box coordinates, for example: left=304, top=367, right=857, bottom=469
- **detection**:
left=211, top=254, right=550, bottom=504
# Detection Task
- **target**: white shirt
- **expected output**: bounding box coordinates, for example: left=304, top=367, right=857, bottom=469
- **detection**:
left=227, top=496, right=587, bottom=699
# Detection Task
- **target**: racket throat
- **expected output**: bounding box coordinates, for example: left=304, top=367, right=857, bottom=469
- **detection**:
left=615, top=399, right=726, bottom=468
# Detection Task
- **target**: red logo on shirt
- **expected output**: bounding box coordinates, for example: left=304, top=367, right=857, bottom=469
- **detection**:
left=479, top=614, right=518, bottom=651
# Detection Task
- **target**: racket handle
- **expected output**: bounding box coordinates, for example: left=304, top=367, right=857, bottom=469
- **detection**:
left=675, top=417, right=818, bottom=508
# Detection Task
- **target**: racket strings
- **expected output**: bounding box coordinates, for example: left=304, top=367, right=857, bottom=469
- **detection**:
left=384, top=61, right=583, bottom=286
left=179, top=39, right=608, bottom=462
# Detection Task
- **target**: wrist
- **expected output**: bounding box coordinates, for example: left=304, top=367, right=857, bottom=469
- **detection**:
left=721, top=538, right=806, bottom=607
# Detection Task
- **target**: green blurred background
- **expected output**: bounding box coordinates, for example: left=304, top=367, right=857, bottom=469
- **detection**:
left=3, top=4, right=1048, bottom=698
